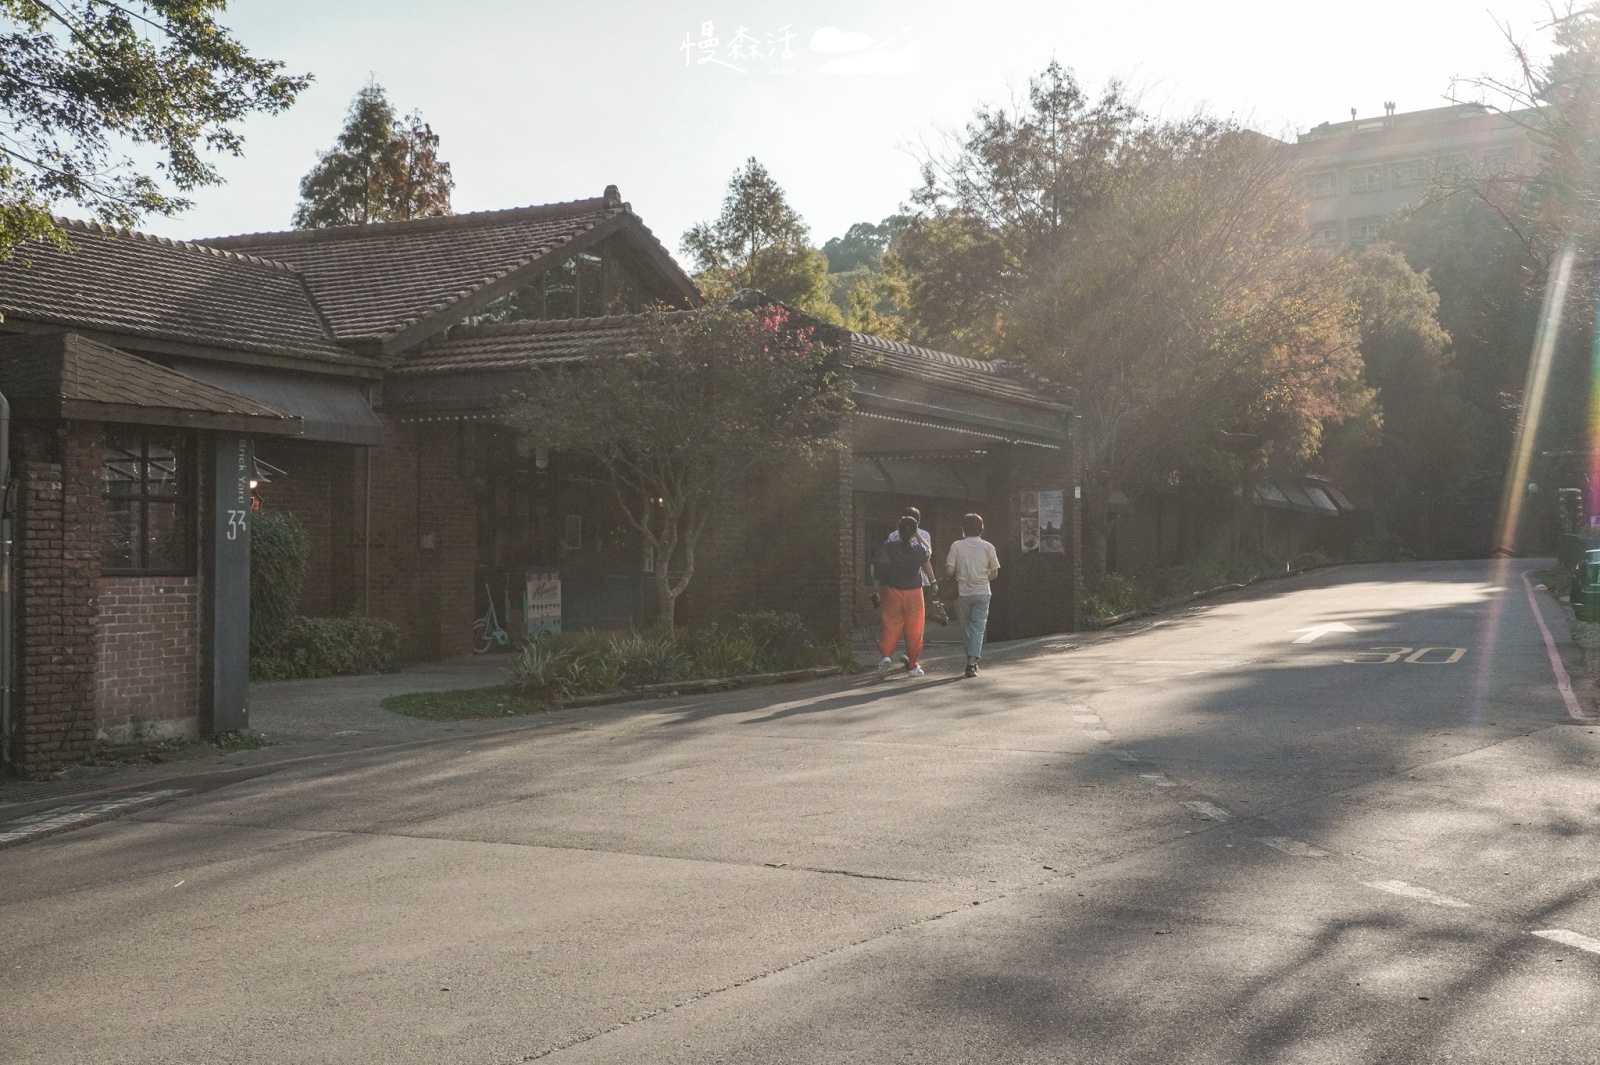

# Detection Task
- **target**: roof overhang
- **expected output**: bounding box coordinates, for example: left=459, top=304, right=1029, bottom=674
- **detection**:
left=0, top=332, right=304, bottom=436
left=851, top=368, right=1069, bottom=451
left=169, top=359, right=383, bottom=446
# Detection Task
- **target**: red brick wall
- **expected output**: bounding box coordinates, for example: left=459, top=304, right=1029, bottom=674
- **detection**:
left=95, top=577, right=200, bottom=742
left=12, top=424, right=102, bottom=773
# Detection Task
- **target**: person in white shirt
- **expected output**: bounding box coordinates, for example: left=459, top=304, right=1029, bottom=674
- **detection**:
left=945, top=512, right=1000, bottom=678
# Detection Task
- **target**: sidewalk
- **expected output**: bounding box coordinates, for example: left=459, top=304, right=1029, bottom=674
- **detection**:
left=0, top=656, right=514, bottom=814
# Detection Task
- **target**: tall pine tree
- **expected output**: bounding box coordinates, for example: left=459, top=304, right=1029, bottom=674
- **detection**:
left=293, top=83, right=453, bottom=228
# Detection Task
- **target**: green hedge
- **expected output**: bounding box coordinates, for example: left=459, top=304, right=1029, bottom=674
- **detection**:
left=508, top=612, right=837, bottom=700
left=252, top=616, right=401, bottom=681
left=249, top=508, right=310, bottom=655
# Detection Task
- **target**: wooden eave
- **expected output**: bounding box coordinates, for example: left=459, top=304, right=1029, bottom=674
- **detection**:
left=9, top=397, right=305, bottom=436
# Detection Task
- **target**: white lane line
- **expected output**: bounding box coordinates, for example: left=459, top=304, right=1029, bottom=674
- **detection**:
left=1071, top=714, right=1102, bottom=724
left=1532, top=929, right=1600, bottom=954
left=1259, top=836, right=1330, bottom=858
left=1139, top=773, right=1175, bottom=787
left=1364, top=880, right=1470, bottom=908
left=1181, top=801, right=1230, bottom=821
left=0, top=789, right=190, bottom=847
left=1084, top=729, right=1114, bottom=742
left=1522, top=571, right=1586, bottom=721
left=1109, top=750, right=1138, bottom=762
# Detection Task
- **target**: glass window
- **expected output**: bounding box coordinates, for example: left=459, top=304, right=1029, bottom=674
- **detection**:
left=102, top=429, right=194, bottom=574
left=1306, top=171, right=1336, bottom=197
left=1391, top=159, right=1428, bottom=187
left=540, top=258, right=579, bottom=320
left=607, top=259, right=644, bottom=314
left=1348, top=216, right=1384, bottom=243
left=1348, top=166, right=1384, bottom=193
left=576, top=253, right=603, bottom=317
left=1309, top=222, right=1339, bottom=247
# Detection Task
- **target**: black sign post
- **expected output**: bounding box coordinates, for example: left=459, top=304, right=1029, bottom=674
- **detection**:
left=211, top=435, right=252, bottom=732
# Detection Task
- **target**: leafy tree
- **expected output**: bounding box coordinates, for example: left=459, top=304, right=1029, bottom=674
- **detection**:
left=899, top=62, right=1371, bottom=577
left=293, top=82, right=453, bottom=228
left=0, top=0, right=308, bottom=257
left=822, top=220, right=891, bottom=272
left=682, top=158, right=838, bottom=321
left=509, top=303, right=852, bottom=629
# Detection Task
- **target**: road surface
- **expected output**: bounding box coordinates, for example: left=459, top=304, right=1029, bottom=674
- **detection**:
left=3, top=559, right=1597, bottom=1064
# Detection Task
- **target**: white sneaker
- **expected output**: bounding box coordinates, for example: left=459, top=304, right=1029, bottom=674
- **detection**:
left=877, top=656, right=893, bottom=679
left=906, top=665, right=925, bottom=678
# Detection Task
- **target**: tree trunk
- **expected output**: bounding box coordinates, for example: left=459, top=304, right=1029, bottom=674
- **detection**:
left=1081, top=477, right=1111, bottom=585
left=654, top=571, right=676, bottom=630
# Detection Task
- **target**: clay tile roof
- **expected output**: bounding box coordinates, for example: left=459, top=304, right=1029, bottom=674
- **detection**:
left=202, top=197, right=662, bottom=343
left=0, top=219, right=354, bottom=364
left=394, top=313, right=685, bottom=375
left=0, top=331, right=301, bottom=431
left=850, top=332, right=1067, bottom=409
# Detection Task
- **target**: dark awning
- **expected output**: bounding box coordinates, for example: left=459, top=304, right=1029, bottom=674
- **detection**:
left=170, top=359, right=383, bottom=445
left=0, top=332, right=303, bottom=436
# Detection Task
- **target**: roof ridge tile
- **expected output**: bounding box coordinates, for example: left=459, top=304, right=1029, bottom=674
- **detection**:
left=201, top=196, right=617, bottom=247
left=53, top=216, right=303, bottom=274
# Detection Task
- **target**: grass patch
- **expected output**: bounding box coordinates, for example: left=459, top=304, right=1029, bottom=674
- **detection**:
left=383, top=686, right=553, bottom=721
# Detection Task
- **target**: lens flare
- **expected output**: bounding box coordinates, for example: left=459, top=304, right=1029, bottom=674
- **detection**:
left=1471, top=242, right=1577, bottom=719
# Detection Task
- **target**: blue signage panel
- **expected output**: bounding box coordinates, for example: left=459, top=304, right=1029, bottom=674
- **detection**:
left=211, top=436, right=252, bottom=732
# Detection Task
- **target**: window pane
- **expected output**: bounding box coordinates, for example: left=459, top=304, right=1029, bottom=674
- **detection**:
left=103, top=443, right=142, bottom=498
left=544, top=258, right=578, bottom=319
left=145, top=502, right=188, bottom=570
left=145, top=442, right=181, bottom=497
left=103, top=497, right=140, bottom=569
left=578, top=253, right=602, bottom=317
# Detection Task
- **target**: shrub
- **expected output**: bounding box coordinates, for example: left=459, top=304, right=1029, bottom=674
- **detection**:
left=608, top=630, right=691, bottom=686
left=732, top=611, right=815, bottom=670
left=691, top=627, right=763, bottom=678
left=250, top=508, right=309, bottom=654
left=251, top=616, right=401, bottom=680
left=1081, top=574, right=1145, bottom=621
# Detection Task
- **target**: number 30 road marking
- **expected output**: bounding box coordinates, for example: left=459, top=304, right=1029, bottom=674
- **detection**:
left=1344, top=646, right=1466, bottom=665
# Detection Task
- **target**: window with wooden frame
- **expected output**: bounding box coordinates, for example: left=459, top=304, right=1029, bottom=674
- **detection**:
left=102, top=428, right=195, bottom=575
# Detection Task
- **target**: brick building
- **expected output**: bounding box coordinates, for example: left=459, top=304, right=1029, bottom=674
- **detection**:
left=0, top=188, right=1079, bottom=774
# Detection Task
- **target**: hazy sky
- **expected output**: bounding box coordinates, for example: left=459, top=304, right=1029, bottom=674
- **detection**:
left=147, top=0, right=1559, bottom=258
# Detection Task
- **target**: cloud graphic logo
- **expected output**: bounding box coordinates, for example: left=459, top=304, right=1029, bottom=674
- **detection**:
left=810, top=27, right=875, bottom=53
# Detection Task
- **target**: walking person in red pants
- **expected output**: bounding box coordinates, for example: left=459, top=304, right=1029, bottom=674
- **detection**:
left=873, top=515, right=930, bottom=679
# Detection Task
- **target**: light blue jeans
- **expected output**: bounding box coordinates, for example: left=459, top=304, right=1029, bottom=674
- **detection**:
left=956, top=594, right=992, bottom=659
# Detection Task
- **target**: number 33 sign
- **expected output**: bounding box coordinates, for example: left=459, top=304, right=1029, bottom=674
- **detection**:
left=1344, top=646, right=1466, bottom=664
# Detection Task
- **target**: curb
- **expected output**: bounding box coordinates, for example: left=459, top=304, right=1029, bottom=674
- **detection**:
left=553, top=665, right=845, bottom=709
left=1083, top=564, right=1330, bottom=630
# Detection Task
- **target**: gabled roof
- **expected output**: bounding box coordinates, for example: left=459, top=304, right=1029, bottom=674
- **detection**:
left=0, top=219, right=355, bottom=366
left=203, top=189, right=698, bottom=351
left=395, top=314, right=683, bottom=375
left=0, top=331, right=303, bottom=435
left=850, top=332, right=1067, bottom=410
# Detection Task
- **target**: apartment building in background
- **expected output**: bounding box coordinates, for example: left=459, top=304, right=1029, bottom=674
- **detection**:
left=1292, top=102, right=1530, bottom=247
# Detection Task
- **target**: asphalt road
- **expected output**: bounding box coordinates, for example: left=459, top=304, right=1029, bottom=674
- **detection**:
left=4, top=559, right=1597, bottom=1064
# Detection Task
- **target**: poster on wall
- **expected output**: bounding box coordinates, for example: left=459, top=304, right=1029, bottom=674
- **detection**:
left=1038, top=490, right=1065, bottom=554
left=1020, top=491, right=1040, bottom=552
left=524, top=570, right=562, bottom=637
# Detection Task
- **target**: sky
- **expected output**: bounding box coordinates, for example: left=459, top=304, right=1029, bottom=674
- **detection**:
left=141, top=0, right=1562, bottom=258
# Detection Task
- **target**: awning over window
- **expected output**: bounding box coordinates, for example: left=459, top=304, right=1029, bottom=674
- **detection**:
left=171, top=360, right=383, bottom=445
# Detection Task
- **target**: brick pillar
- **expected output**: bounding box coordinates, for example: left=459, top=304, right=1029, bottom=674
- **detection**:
left=12, top=425, right=102, bottom=774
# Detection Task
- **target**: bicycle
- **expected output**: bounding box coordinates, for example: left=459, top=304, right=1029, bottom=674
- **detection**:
left=472, top=578, right=512, bottom=654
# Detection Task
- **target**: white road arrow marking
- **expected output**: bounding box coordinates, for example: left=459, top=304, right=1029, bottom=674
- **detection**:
left=1289, top=622, right=1357, bottom=644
